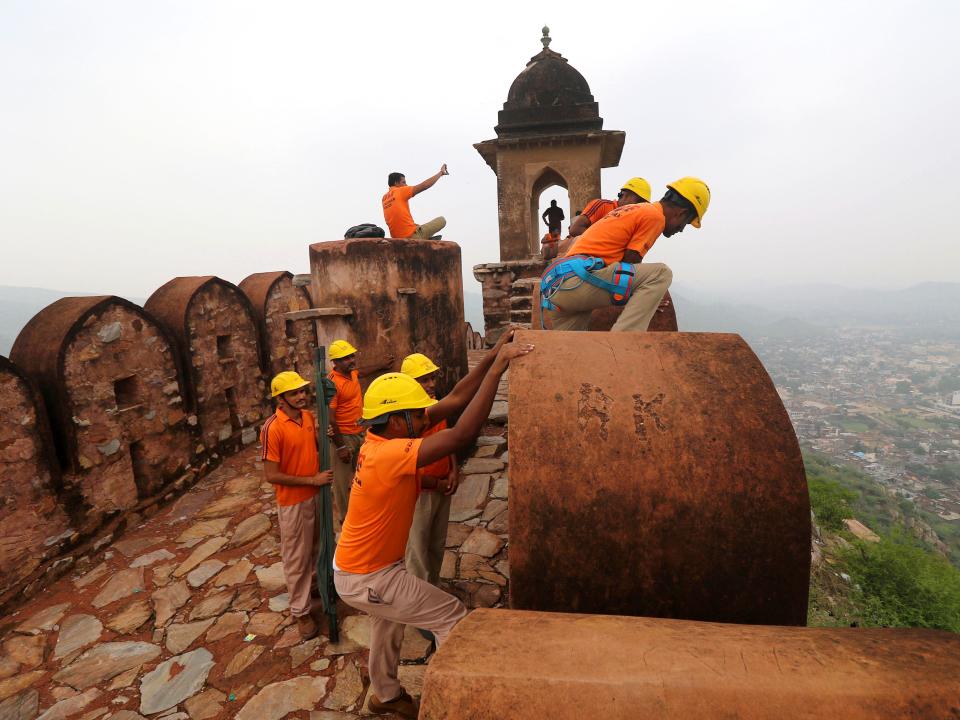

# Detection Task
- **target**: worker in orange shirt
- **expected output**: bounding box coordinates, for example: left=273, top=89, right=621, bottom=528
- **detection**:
left=260, top=371, right=333, bottom=640
left=401, top=329, right=518, bottom=591
left=382, top=165, right=449, bottom=240
left=327, top=339, right=393, bottom=529
left=541, top=177, right=710, bottom=332
left=556, top=176, right=652, bottom=257
left=334, top=333, right=534, bottom=719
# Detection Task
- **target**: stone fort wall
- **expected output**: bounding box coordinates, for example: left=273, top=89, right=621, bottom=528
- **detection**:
left=0, top=242, right=475, bottom=615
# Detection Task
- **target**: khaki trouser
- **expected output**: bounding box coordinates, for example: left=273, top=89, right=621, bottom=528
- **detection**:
left=277, top=494, right=319, bottom=617
left=545, top=262, right=673, bottom=332
left=410, top=216, right=446, bottom=239
left=331, top=432, right=364, bottom=530
left=405, top=489, right=451, bottom=585
left=335, top=561, right=466, bottom=701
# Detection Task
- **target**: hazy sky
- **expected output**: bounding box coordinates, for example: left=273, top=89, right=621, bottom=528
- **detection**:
left=1, top=0, right=958, bottom=303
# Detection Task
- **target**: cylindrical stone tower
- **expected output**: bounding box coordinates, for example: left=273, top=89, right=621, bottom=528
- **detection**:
left=309, top=238, right=468, bottom=394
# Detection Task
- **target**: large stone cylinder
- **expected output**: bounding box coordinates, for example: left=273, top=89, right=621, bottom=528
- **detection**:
left=420, top=609, right=960, bottom=720
left=309, top=239, right=467, bottom=394
left=508, top=330, right=810, bottom=625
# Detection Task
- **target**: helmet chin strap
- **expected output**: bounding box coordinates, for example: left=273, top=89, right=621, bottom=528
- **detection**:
left=403, top=410, right=415, bottom=438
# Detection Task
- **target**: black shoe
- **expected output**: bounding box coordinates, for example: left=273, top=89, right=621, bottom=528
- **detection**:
left=429, top=234, right=442, bottom=240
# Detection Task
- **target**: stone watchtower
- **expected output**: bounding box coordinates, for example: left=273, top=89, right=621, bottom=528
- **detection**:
left=475, top=27, right=625, bottom=260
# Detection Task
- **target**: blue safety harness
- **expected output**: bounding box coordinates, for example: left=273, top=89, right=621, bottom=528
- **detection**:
left=539, top=255, right=635, bottom=326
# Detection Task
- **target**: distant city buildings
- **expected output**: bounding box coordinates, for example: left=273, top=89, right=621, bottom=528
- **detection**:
left=755, top=327, right=960, bottom=523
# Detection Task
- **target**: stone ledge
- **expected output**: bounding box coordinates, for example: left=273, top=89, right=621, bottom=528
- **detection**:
left=421, top=609, right=960, bottom=720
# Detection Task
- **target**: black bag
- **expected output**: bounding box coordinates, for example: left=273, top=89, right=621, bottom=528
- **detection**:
left=344, top=223, right=386, bottom=239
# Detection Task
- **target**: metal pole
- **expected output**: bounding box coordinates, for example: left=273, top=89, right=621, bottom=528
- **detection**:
left=314, top=345, right=339, bottom=642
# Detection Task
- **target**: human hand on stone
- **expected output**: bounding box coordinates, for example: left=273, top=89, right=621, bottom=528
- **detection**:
left=493, top=326, right=520, bottom=351
left=493, top=342, right=534, bottom=372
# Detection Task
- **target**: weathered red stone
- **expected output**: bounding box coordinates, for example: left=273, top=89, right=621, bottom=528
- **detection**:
left=239, top=271, right=317, bottom=379
left=10, top=297, right=193, bottom=521
left=507, top=330, right=810, bottom=625
left=0, top=355, right=70, bottom=599
left=146, top=277, right=267, bottom=453
left=309, top=239, right=467, bottom=394
left=532, top=286, right=678, bottom=331
left=421, top=608, right=960, bottom=719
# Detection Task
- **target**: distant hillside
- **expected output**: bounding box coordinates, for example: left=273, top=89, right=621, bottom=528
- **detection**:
left=3, top=281, right=955, bottom=355
left=673, top=281, right=960, bottom=341
left=0, top=286, right=143, bottom=356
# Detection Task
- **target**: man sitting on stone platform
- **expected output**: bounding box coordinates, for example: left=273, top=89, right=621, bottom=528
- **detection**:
left=381, top=165, right=449, bottom=240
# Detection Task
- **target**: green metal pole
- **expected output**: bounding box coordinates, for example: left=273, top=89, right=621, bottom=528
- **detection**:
left=314, top=346, right=339, bottom=643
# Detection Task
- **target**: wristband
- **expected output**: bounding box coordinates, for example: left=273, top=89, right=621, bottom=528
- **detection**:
left=336, top=446, right=346, bottom=451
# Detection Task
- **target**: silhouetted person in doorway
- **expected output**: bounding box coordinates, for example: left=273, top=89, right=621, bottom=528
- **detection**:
left=542, top=199, right=565, bottom=236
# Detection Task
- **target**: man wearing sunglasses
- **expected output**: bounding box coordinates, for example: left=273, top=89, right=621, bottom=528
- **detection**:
left=541, top=177, right=710, bottom=333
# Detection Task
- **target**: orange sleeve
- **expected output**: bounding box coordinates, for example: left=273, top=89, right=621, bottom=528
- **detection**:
left=328, top=374, right=340, bottom=412
left=381, top=438, right=422, bottom=487
left=581, top=200, right=604, bottom=223
left=261, top=418, right=282, bottom=463
left=624, top=211, right=666, bottom=258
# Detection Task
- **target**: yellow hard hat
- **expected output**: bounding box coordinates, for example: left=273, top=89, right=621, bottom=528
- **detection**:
left=328, top=339, right=358, bottom=360
left=667, top=177, right=711, bottom=228
left=620, top=177, right=652, bottom=203
left=361, top=372, right=437, bottom=421
left=271, top=371, right=311, bottom=398
left=401, top=353, right=440, bottom=379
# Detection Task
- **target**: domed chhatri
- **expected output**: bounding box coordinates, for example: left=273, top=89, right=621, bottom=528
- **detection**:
left=474, top=29, right=625, bottom=261
left=496, top=29, right=601, bottom=137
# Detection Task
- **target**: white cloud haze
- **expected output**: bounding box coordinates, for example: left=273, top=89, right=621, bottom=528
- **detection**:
left=1, top=0, right=957, bottom=301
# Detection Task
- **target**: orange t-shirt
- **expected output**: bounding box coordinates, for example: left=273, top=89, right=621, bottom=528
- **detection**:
left=334, top=432, right=423, bottom=574
left=581, top=198, right=616, bottom=224
left=260, top=409, right=320, bottom=506
left=329, top=369, right=363, bottom=435
left=382, top=186, right=417, bottom=239
left=565, top=202, right=666, bottom=265
left=418, top=418, right=450, bottom=483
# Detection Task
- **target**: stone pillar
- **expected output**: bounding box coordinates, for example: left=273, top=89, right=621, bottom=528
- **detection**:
left=473, top=259, right=546, bottom=344
left=507, top=330, right=811, bottom=625
left=239, top=271, right=318, bottom=380
left=146, top=277, right=267, bottom=455
left=0, top=356, right=71, bottom=600
left=10, top=297, right=194, bottom=524
left=309, top=239, right=467, bottom=395
left=421, top=609, right=960, bottom=720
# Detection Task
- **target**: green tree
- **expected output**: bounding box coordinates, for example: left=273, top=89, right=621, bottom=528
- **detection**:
left=843, top=532, right=960, bottom=632
left=808, top=477, right=856, bottom=531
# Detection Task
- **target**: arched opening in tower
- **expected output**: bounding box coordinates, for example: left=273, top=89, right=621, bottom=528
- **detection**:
left=531, top=167, right=570, bottom=256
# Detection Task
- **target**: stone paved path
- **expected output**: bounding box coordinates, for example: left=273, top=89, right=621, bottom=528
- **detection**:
left=0, top=352, right=509, bottom=719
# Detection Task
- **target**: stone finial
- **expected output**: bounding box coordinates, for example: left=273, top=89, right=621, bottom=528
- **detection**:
left=541, top=26, right=551, bottom=49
